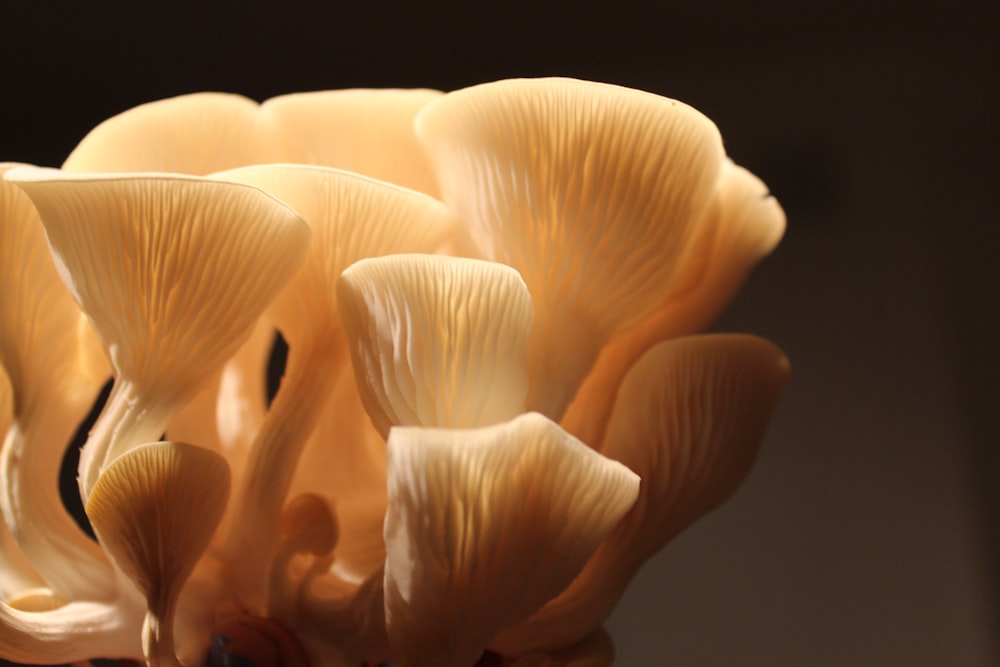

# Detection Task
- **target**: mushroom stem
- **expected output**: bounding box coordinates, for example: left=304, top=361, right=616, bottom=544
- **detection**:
left=0, top=514, right=43, bottom=598
left=267, top=494, right=338, bottom=623
left=0, top=597, right=142, bottom=664
left=223, top=333, right=346, bottom=608
left=142, top=591, right=181, bottom=667
left=78, top=380, right=173, bottom=502
left=0, top=400, right=114, bottom=600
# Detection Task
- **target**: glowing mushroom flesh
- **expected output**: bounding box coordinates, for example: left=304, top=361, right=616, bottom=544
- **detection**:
left=0, top=77, right=788, bottom=667
left=3, top=168, right=311, bottom=502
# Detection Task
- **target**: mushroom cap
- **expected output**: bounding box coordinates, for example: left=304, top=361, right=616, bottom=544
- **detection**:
left=258, top=88, right=443, bottom=195
left=63, top=92, right=261, bottom=174
left=5, top=168, right=310, bottom=398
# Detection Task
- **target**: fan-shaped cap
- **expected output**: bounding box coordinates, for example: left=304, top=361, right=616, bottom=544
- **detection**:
left=211, top=170, right=453, bottom=591
left=5, top=167, right=309, bottom=400
left=338, top=254, right=533, bottom=438
left=562, top=159, right=786, bottom=447
left=86, top=441, right=231, bottom=602
left=416, top=77, right=725, bottom=419
left=86, top=441, right=231, bottom=665
left=383, top=412, right=639, bottom=667
left=63, top=93, right=261, bottom=174
left=5, top=167, right=309, bottom=498
left=258, top=88, right=443, bottom=195
left=495, top=334, right=789, bottom=655
left=601, top=334, right=789, bottom=562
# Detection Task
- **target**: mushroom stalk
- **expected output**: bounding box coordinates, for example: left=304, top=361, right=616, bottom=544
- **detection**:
left=223, top=333, right=346, bottom=606
left=0, top=598, right=142, bottom=664
left=0, top=518, right=43, bottom=598
left=78, top=381, right=173, bottom=502
left=0, top=398, right=113, bottom=600
left=142, top=591, right=181, bottom=667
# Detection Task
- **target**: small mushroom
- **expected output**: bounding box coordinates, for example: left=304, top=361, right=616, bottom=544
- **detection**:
left=337, top=254, right=534, bottom=437
left=381, top=412, right=639, bottom=667
left=86, top=441, right=231, bottom=666
left=291, top=366, right=388, bottom=584
left=267, top=492, right=338, bottom=623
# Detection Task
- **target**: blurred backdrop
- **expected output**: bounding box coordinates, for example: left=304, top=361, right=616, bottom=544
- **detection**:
left=1, top=1, right=997, bottom=665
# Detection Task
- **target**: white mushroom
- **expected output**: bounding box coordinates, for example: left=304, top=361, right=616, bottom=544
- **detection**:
left=382, top=413, right=638, bottom=667
left=337, top=254, right=534, bottom=437
left=86, top=441, right=231, bottom=666
left=61, top=93, right=276, bottom=487
left=213, top=165, right=453, bottom=606
left=0, top=163, right=113, bottom=600
left=416, top=77, right=726, bottom=420
left=4, top=168, right=310, bottom=503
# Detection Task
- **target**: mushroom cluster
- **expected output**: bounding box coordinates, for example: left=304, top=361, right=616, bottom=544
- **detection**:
left=0, top=77, right=788, bottom=667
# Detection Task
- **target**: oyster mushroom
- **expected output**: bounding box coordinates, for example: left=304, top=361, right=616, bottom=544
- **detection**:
left=3, top=168, right=311, bottom=502
left=323, top=255, right=639, bottom=666
left=415, top=77, right=725, bottom=420
left=494, top=334, right=790, bottom=654
left=86, top=442, right=230, bottom=666
left=214, top=165, right=453, bottom=605
left=381, top=412, right=639, bottom=667
left=337, top=254, right=534, bottom=436
left=0, top=163, right=112, bottom=600
left=61, top=92, right=276, bottom=479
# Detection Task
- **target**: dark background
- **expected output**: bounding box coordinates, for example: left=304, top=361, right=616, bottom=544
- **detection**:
left=1, top=1, right=997, bottom=664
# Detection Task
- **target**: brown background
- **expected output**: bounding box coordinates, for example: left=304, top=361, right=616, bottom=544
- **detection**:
left=1, top=1, right=997, bottom=664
